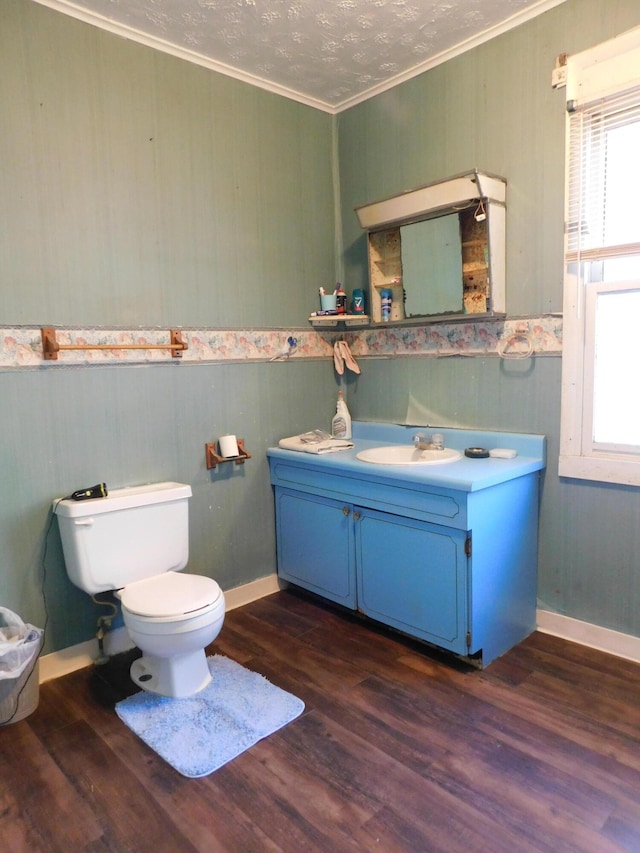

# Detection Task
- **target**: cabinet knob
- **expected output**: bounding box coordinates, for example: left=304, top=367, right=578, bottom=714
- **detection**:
left=342, top=506, right=350, bottom=516
left=353, top=511, right=361, bottom=521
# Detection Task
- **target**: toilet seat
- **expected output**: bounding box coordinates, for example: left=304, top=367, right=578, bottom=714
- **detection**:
left=118, top=571, right=222, bottom=618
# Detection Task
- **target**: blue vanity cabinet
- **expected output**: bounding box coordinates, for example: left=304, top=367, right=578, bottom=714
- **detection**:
left=275, top=488, right=356, bottom=608
left=269, top=428, right=544, bottom=667
left=275, top=491, right=468, bottom=653
left=355, top=508, right=469, bottom=656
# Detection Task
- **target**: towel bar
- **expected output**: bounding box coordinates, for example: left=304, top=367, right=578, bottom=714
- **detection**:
left=41, top=327, right=188, bottom=360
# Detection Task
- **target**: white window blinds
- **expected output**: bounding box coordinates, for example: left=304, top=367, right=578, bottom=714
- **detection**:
left=566, top=86, right=640, bottom=265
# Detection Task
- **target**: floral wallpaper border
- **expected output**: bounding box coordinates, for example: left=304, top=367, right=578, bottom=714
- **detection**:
left=0, top=317, right=562, bottom=369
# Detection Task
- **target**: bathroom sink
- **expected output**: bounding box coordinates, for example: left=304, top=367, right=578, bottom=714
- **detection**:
left=356, top=445, right=462, bottom=465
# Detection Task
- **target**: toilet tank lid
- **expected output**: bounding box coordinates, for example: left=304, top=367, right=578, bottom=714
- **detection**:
left=54, top=482, right=192, bottom=517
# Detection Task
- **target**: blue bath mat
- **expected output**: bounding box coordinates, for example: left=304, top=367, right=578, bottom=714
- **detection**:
left=115, top=655, right=305, bottom=778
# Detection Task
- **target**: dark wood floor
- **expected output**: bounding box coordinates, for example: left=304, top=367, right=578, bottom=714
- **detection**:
left=2, top=589, right=640, bottom=852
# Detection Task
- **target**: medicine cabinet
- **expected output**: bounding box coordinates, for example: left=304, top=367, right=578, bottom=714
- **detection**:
left=355, top=170, right=506, bottom=325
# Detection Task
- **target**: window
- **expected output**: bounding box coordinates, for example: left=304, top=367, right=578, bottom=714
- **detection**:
left=559, top=27, right=640, bottom=485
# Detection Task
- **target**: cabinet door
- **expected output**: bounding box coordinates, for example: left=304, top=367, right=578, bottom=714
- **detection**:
left=355, top=508, right=468, bottom=655
left=275, top=489, right=356, bottom=608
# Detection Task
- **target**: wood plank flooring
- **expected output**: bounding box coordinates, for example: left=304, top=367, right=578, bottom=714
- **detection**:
left=2, top=588, right=640, bottom=852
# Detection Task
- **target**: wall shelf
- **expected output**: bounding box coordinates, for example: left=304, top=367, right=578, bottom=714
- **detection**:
left=308, top=314, right=369, bottom=328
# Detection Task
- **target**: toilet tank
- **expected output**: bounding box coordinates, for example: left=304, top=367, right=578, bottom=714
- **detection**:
left=54, top=482, right=192, bottom=594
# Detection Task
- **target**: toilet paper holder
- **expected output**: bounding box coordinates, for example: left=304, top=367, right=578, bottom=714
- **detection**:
left=205, top=439, right=251, bottom=469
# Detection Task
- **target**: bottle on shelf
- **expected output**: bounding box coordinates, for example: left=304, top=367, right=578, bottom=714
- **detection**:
left=352, top=288, right=365, bottom=314
left=336, top=283, right=347, bottom=315
left=380, top=288, right=392, bottom=322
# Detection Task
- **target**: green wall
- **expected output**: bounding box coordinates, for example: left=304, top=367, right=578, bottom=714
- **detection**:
left=338, top=0, right=640, bottom=636
left=0, top=0, right=338, bottom=652
left=2, top=362, right=336, bottom=652
left=1, top=0, right=335, bottom=328
left=3, top=0, right=640, bottom=656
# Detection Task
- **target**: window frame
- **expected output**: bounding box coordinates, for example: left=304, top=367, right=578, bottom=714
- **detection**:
left=559, top=27, right=640, bottom=486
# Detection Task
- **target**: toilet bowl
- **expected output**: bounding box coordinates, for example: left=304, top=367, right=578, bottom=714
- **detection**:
left=118, top=570, right=225, bottom=697
left=54, top=481, right=226, bottom=698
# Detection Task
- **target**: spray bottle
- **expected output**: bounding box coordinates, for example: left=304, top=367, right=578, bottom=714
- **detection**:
left=331, top=391, right=352, bottom=439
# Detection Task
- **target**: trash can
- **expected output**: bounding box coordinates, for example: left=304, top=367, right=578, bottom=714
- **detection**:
left=0, top=608, right=43, bottom=726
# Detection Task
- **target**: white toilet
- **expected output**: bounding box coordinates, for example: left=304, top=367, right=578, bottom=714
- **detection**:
left=55, top=482, right=225, bottom=698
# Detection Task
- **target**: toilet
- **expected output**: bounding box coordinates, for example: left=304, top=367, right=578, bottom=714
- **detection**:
left=54, top=482, right=225, bottom=698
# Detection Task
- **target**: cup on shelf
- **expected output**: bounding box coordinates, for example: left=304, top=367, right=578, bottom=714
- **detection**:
left=320, top=293, right=337, bottom=311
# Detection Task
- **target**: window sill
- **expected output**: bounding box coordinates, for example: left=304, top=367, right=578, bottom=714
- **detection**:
left=559, top=454, right=640, bottom=487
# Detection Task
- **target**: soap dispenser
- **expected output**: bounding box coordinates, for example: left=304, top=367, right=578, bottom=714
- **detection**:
left=331, top=391, right=352, bottom=439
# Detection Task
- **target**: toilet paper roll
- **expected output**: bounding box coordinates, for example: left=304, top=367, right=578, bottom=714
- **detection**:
left=219, top=435, right=239, bottom=458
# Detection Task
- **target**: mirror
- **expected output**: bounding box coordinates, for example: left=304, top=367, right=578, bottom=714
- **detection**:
left=355, top=171, right=506, bottom=325
left=401, top=214, right=463, bottom=316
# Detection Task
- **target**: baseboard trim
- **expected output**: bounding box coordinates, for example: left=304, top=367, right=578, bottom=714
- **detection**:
left=536, top=609, right=640, bottom=664
left=38, top=639, right=98, bottom=684
left=224, top=573, right=283, bottom=611
left=40, top=587, right=640, bottom=684
left=39, top=573, right=283, bottom=683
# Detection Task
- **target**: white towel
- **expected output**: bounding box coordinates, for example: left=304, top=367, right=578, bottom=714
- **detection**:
left=278, top=435, right=354, bottom=454
left=333, top=340, right=361, bottom=375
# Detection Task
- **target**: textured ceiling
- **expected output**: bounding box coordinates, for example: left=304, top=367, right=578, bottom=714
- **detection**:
left=38, top=0, right=566, bottom=111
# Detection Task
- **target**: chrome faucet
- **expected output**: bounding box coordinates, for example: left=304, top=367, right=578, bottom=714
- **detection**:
left=413, top=432, right=430, bottom=450
left=413, top=431, right=444, bottom=451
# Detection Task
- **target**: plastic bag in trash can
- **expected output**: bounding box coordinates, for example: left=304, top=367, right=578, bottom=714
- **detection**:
left=0, top=608, right=43, bottom=680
